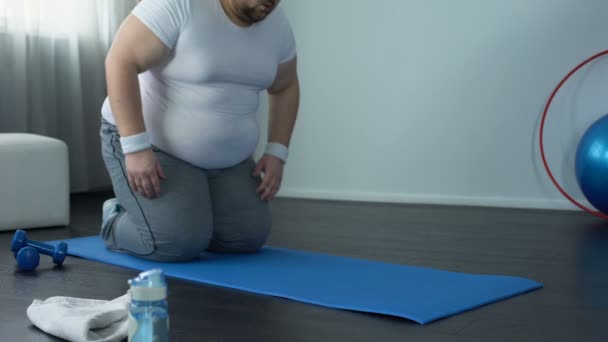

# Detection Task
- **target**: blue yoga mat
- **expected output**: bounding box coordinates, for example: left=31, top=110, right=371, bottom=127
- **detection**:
left=48, top=236, right=542, bottom=324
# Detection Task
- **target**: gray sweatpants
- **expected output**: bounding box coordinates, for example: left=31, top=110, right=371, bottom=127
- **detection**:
left=99, top=118, right=271, bottom=262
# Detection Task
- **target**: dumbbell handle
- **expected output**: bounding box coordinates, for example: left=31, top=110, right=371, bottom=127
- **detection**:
left=24, top=240, right=56, bottom=256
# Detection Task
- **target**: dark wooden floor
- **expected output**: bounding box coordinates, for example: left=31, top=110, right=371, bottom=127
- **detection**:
left=1, top=191, right=607, bottom=341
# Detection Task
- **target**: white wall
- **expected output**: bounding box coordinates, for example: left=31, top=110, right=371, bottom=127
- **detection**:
left=255, top=0, right=608, bottom=211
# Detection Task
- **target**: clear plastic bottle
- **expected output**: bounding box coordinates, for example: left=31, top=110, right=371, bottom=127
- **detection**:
left=128, top=269, right=170, bottom=342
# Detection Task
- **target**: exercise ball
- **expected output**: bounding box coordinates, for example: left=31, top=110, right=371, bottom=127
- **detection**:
left=575, top=113, right=608, bottom=214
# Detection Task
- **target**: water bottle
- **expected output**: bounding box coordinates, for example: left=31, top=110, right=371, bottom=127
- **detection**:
left=128, top=269, right=170, bottom=341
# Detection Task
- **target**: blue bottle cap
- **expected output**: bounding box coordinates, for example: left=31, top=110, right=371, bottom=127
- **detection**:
left=128, top=269, right=167, bottom=301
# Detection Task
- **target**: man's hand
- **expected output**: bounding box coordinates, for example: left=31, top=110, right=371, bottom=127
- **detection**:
left=253, top=155, right=284, bottom=201
left=125, top=149, right=167, bottom=199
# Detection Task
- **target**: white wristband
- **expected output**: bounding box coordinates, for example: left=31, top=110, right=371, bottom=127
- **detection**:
left=265, top=142, right=289, bottom=163
left=120, top=132, right=152, bottom=154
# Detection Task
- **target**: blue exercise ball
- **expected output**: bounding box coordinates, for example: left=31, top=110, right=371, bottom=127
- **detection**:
left=575, top=113, right=608, bottom=214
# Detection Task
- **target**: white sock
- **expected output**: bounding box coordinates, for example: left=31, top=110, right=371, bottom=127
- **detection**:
left=101, top=198, right=122, bottom=234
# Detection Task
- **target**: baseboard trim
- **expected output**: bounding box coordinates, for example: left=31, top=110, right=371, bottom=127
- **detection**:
left=277, top=188, right=584, bottom=212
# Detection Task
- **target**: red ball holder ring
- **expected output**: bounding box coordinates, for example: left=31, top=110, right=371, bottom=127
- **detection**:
left=539, top=49, right=608, bottom=220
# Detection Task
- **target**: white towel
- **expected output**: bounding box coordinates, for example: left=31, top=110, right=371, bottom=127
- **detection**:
left=27, top=293, right=131, bottom=342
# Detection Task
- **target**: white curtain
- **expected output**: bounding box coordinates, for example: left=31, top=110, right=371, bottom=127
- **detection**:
left=0, top=0, right=137, bottom=192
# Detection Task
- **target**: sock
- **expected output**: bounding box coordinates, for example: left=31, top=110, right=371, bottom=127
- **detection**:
left=101, top=198, right=123, bottom=239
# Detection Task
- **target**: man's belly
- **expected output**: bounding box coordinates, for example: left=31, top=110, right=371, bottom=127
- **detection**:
left=145, top=110, right=260, bottom=170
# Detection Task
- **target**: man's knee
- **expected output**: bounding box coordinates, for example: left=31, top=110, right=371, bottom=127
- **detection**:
left=150, top=228, right=211, bottom=262
left=209, top=214, right=271, bottom=253
left=208, top=234, right=269, bottom=253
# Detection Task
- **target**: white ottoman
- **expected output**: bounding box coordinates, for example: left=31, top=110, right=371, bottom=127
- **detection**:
left=0, top=133, right=70, bottom=230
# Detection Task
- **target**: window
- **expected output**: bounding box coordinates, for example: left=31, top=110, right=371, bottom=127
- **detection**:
left=0, top=1, right=95, bottom=36
left=0, top=5, right=7, bottom=30
left=0, top=0, right=137, bottom=37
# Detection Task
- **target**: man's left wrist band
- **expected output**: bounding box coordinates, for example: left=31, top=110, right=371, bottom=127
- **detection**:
left=265, top=142, right=289, bottom=163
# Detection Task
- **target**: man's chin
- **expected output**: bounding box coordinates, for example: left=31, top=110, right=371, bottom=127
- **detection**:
left=251, top=14, right=268, bottom=22
left=239, top=8, right=270, bottom=24
left=248, top=9, right=272, bottom=22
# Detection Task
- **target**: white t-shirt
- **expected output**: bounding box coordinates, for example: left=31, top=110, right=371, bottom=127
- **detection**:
left=101, top=0, right=296, bottom=169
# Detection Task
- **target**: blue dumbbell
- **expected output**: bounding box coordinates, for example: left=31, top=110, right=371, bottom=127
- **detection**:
left=16, top=246, right=40, bottom=271
left=11, top=229, right=68, bottom=266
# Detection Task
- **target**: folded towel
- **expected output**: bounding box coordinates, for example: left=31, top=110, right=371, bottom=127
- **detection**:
left=27, top=293, right=130, bottom=342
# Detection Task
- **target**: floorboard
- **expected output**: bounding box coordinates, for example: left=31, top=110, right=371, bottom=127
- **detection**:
left=1, top=191, right=606, bottom=341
